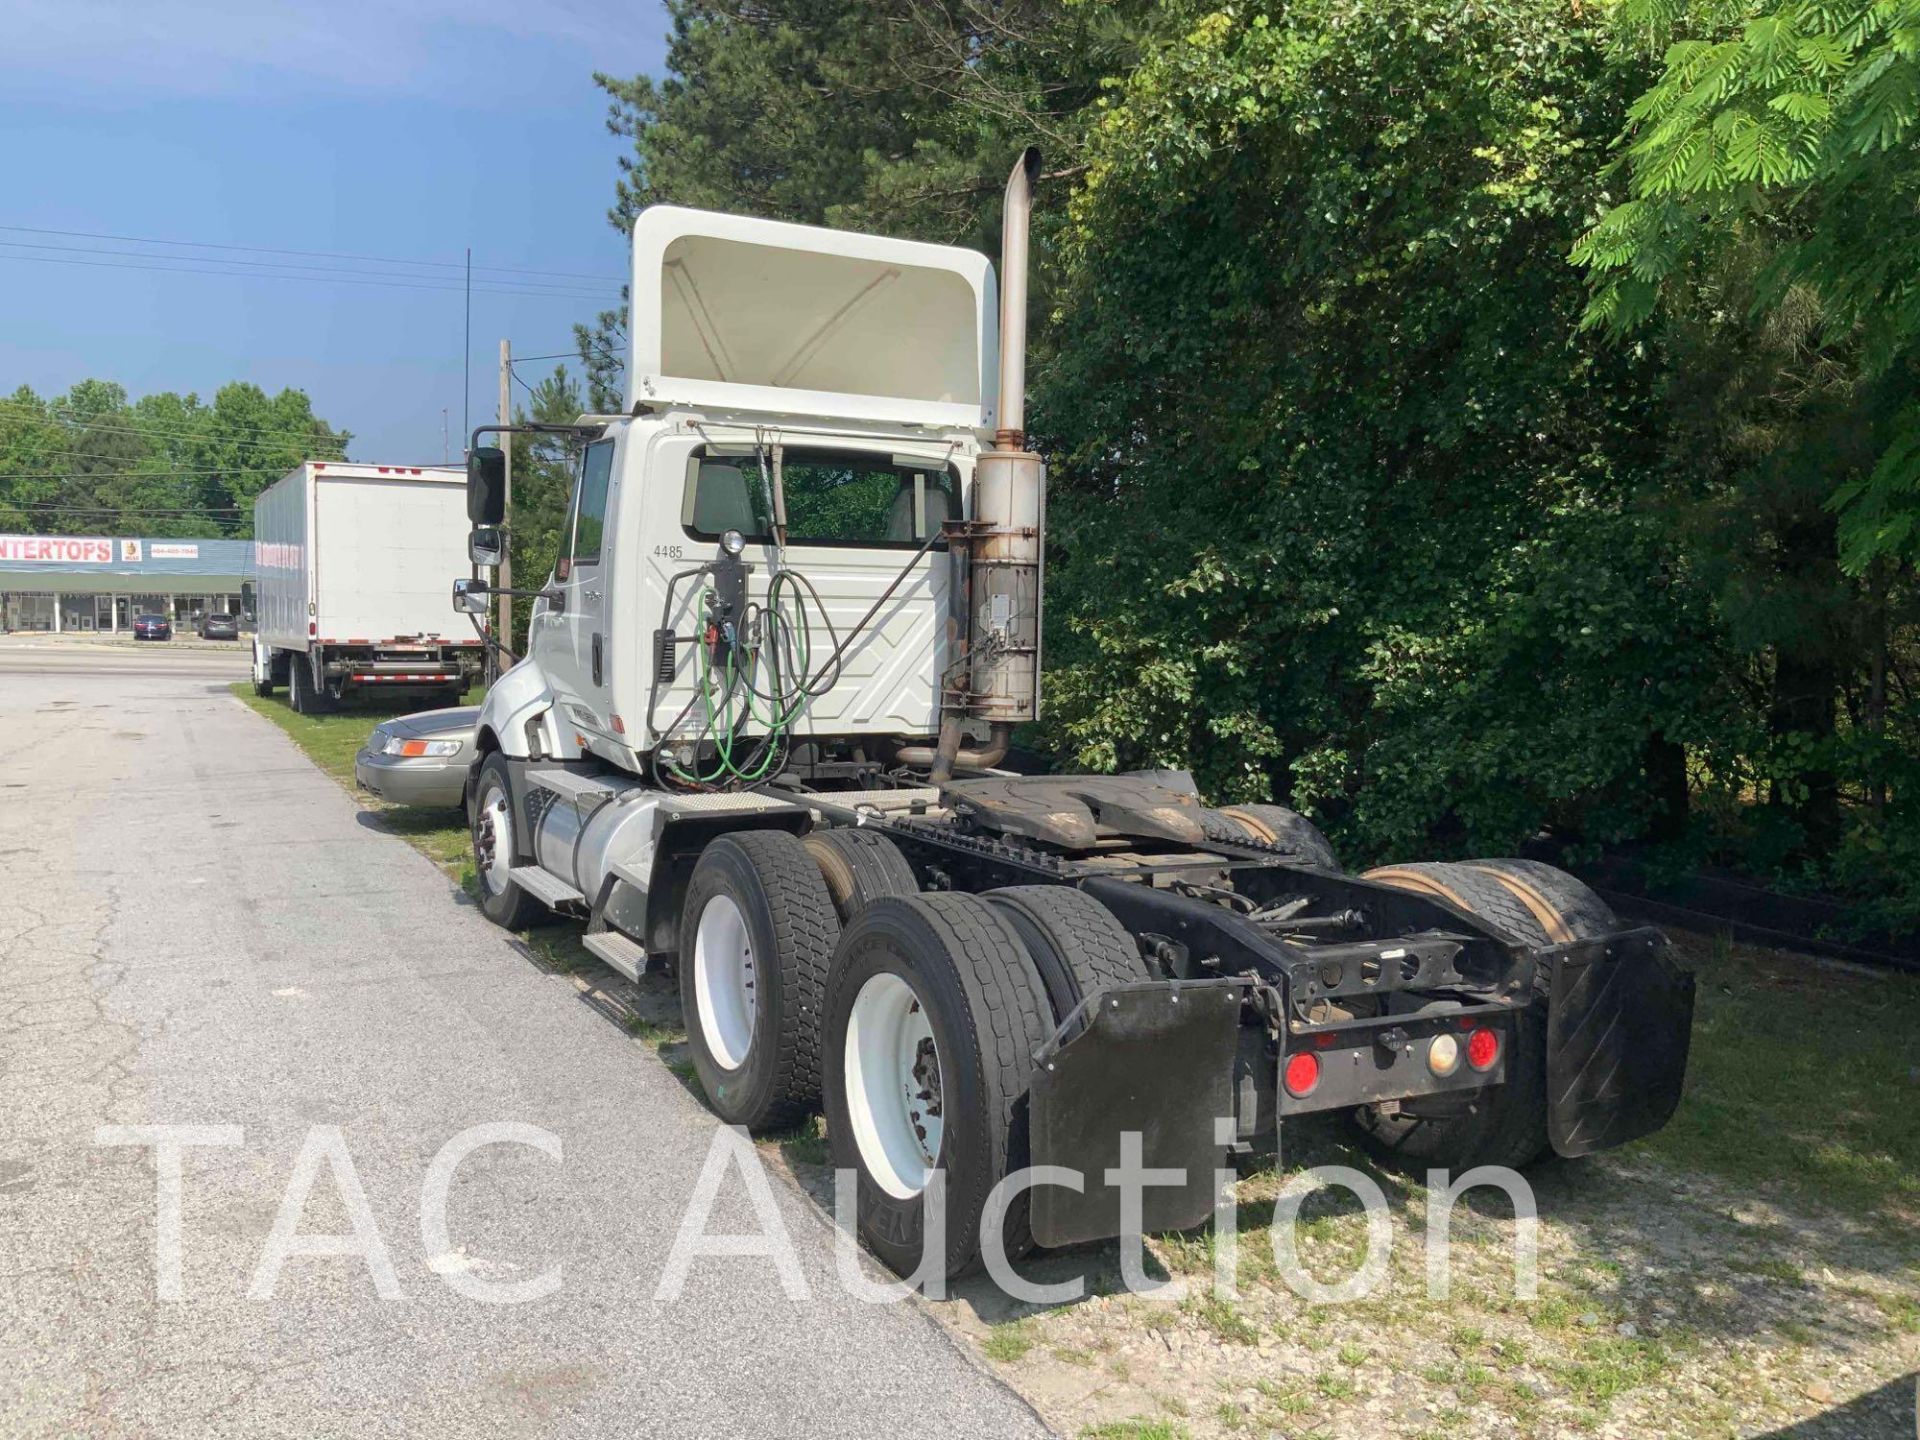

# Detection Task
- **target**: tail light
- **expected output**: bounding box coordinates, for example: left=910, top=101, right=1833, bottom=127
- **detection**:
left=1427, top=1033, right=1461, bottom=1076
left=1283, top=1051, right=1321, bottom=1098
left=1467, top=1027, right=1500, bottom=1071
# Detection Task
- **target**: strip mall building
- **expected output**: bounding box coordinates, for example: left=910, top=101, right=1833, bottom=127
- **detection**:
left=0, top=534, right=254, bottom=633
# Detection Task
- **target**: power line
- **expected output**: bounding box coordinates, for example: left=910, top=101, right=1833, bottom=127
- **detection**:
left=0, top=400, right=349, bottom=451
left=0, top=223, right=623, bottom=284
left=1, top=449, right=317, bottom=472
left=0, top=249, right=619, bottom=302
left=0, top=470, right=293, bottom=481
left=0, top=239, right=618, bottom=299
left=2, top=504, right=247, bottom=515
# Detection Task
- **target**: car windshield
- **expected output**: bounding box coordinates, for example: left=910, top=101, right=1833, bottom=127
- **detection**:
left=208, top=614, right=233, bottom=622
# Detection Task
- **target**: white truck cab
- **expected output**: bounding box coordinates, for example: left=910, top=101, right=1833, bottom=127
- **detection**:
left=473, top=201, right=1013, bottom=775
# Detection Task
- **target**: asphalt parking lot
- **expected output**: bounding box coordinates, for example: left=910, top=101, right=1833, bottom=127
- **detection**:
left=0, top=641, right=1043, bottom=1438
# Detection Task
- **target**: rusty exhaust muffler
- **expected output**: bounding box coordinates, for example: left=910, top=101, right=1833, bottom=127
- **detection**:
left=928, top=149, right=1046, bottom=783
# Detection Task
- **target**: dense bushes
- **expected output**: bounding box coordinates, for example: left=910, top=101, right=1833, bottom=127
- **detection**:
left=594, top=0, right=1920, bottom=932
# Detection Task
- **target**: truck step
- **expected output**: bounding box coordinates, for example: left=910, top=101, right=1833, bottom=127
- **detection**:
left=508, top=866, right=586, bottom=909
left=582, top=930, right=648, bottom=981
left=524, top=766, right=625, bottom=804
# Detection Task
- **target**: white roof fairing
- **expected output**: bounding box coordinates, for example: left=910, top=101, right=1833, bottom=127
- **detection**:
left=629, top=206, right=999, bottom=431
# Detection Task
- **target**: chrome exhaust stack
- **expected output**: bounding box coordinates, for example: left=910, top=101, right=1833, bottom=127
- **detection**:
left=930, top=150, right=1046, bottom=782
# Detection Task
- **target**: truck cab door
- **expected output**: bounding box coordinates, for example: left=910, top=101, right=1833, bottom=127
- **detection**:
left=536, top=438, right=616, bottom=744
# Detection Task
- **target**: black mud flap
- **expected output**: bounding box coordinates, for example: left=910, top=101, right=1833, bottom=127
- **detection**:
left=1546, top=928, right=1694, bottom=1157
left=1028, top=979, right=1246, bottom=1249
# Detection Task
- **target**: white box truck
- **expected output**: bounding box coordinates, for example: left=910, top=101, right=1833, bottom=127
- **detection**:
left=250, top=461, right=483, bottom=711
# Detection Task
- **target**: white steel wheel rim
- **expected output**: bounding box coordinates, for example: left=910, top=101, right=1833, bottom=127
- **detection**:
left=693, top=894, right=757, bottom=1071
left=477, top=782, right=513, bottom=896
left=844, top=972, right=943, bottom=1200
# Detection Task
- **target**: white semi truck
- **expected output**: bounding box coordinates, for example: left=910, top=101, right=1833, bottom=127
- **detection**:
left=450, top=152, right=1695, bottom=1279
left=252, top=461, right=483, bottom=712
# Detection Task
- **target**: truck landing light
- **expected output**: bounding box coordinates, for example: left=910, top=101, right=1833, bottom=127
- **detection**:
left=1427, top=1032, right=1461, bottom=1076
left=1467, top=1027, right=1500, bottom=1071
left=1283, top=1051, right=1321, bottom=1098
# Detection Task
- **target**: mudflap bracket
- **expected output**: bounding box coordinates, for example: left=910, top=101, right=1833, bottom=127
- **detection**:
left=1545, top=927, right=1694, bottom=1157
left=1028, top=978, right=1247, bottom=1249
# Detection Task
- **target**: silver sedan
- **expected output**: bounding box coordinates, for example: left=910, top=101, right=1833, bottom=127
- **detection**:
left=354, top=706, right=478, bottom=809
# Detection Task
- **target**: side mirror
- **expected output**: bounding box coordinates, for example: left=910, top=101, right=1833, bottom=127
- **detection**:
left=452, top=578, right=490, bottom=615
left=467, top=446, right=506, bottom=526
left=469, top=526, right=504, bottom=568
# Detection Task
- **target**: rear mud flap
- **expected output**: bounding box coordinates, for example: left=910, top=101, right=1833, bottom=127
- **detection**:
left=1028, top=979, right=1246, bottom=1249
left=1546, top=928, right=1694, bottom=1157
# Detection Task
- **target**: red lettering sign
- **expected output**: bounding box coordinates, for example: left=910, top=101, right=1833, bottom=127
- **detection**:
left=0, top=535, right=112, bottom=564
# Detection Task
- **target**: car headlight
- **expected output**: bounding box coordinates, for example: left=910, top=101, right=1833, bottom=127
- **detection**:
left=382, top=736, right=461, bottom=757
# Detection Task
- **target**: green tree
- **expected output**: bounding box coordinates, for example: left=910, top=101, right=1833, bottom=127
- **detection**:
left=508, top=366, right=588, bottom=653
left=1572, top=0, right=1920, bottom=853
left=1035, top=0, right=1717, bottom=860
left=581, top=0, right=1143, bottom=390
left=1574, top=0, right=1920, bottom=572
left=0, top=379, right=349, bottom=538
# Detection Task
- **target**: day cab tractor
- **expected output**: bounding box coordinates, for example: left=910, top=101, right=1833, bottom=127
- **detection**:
left=452, top=151, right=1694, bottom=1279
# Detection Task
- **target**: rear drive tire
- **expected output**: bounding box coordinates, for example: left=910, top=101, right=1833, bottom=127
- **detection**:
left=469, top=753, right=547, bottom=930
left=678, top=831, right=839, bottom=1132
left=983, top=885, right=1149, bottom=1023
left=802, top=828, right=919, bottom=925
left=1208, top=804, right=1341, bottom=870
left=825, top=893, right=1054, bottom=1280
left=1353, top=858, right=1611, bottom=1170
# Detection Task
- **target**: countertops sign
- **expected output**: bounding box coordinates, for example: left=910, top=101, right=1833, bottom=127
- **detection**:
left=150, top=543, right=200, bottom=559
left=0, top=536, right=112, bottom=564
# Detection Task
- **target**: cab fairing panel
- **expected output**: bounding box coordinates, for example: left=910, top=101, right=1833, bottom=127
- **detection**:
left=629, top=206, right=999, bottom=432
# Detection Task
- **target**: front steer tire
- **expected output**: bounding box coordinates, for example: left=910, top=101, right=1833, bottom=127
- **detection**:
left=825, top=893, right=1054, bottom=1281
left=678, top=831, right=839, bottom=1132
left=1353, top=858, right=1615, bottom=1171
left=469, top=753, right=547, bottom=931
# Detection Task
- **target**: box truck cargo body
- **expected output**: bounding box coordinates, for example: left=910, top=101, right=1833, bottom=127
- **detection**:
left=251, top=461, right=482, bottom=711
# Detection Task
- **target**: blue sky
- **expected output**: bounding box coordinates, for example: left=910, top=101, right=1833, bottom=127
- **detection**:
left=0, top=1, right=670, bottom=460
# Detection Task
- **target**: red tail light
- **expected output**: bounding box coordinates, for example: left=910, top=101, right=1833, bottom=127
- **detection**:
left=1467, top=1027, right=1500, bottom=1071
left=1283, top=1051, right=1321, bottom=1097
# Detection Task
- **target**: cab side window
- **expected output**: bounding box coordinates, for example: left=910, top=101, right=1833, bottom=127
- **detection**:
left=573, top=441, right=614, bottom=565
left=559, top=441, right=614, bottom=579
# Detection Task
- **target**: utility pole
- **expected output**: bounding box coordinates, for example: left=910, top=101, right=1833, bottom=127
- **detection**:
left=497, top=338, right=513, bottom=674
left=462, top=249, right=472, bottom=444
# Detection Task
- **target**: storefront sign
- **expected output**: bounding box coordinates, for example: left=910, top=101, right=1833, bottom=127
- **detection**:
left=119, top=539, right=143, bottom=563
left=0, top=535, right=112, bottom=564
left=150, top=543, right=200, bottom=559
